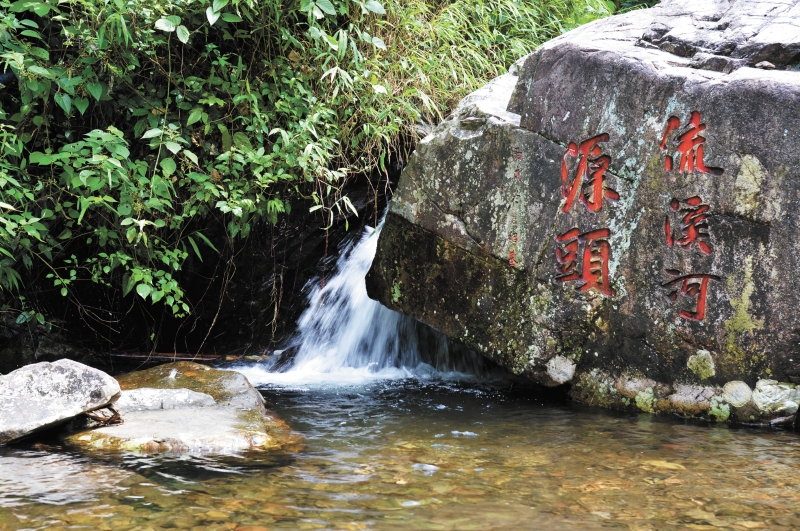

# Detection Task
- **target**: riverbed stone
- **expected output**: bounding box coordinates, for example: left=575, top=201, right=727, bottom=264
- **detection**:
left=722, top=381, right=752, bottom=407
left=366, top=0, right=800, bottom=424
left=113, top=387, right=216, bottom=413
left=63, top=362, right=298, bottom=454
left=0, top=359, right=120, bottom=444
left=751, top=380, right=800, bottom=416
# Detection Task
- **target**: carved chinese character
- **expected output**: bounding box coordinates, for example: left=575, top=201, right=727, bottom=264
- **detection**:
left=561, top=133, right=619, bottom=213
left=556, top=228, right=615, bottom=296
left=512, top=147, right=523, bottom=182
left=509, top=249, right=517, bottom=267
left=659, top=111, right=723, bottom=175
left=665, top=196, right=712, bottom=255
left=662, top=270, right=720, bottom=321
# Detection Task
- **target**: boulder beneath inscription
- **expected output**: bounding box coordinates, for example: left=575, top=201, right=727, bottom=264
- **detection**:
left=367, top=0, right=800, bottom=425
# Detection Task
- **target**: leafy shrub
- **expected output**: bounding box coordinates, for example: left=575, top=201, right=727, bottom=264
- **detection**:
left=0, top=0, right=611, bottom=334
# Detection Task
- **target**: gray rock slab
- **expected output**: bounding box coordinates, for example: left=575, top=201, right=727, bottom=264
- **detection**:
left=63, top=362, right=298, bottom=455
left=0, top=359, right=120, bottom=444
left=68, top=408, right=272, bottom=454
left=114, top=387, right=216, bottom=414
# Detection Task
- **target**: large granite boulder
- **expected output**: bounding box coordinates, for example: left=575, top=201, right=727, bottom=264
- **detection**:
left=0, top=359, right=120, bottom=444
left=367, top=0, right=800, bottom=425
left=63, top=362, right=299, bottom=454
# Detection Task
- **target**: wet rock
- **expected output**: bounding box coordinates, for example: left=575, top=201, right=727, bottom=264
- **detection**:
left=752, top=380, right=800, bottom=416
left=366, top=0, right=800, bottom=424
left=114, top=388, right=216, bottom=413
left=722, top=381, right=752, bottom=407
left=63, top=362, right=298, bottom=454
left=0, top=359, right=120, bottom=444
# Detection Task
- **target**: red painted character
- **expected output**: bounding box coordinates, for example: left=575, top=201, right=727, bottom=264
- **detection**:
left=556, top=228, right=616, bottom=297
left=662, top=270, right=720, bottom=321
left=512, top=147, right=523, bottom=182
left=660, top=111, right=723, bottom=175
left=665, top=196, right=712, bottom=255
left=509, top=250, right=517, bottom=267
left=561, top=134, right=619, bottom=213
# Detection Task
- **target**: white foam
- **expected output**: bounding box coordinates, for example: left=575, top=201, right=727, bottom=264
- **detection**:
left=230, top=217, right=487, bottom=389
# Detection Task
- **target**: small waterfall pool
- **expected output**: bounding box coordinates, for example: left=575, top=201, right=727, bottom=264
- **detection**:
left=230, top=219, right=493, bottom=388
left=2, top=223, right=800, bottom=530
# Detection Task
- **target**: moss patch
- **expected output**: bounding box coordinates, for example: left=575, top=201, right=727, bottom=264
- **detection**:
left=687, top=350, right=715, bottom=380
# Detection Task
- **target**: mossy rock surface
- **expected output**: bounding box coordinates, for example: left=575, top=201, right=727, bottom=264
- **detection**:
left=366, top=0, right=800, bottom=426
left=63, top=362, right=299, bottom=455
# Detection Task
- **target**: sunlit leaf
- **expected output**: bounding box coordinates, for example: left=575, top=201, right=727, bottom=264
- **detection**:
left=176, top=25, right=190, bottom=43
left=206, top=7, right=220, bottom=25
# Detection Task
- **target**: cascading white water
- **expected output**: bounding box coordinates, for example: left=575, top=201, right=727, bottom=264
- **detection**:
left=235, top=218, right=488, bottom=387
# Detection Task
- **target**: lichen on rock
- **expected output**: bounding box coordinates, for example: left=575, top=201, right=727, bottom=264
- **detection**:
left=366, top=0, right=800, bottom=426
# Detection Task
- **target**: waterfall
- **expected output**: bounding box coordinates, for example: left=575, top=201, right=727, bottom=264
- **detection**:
left=234, top=217, right=488, bottom=387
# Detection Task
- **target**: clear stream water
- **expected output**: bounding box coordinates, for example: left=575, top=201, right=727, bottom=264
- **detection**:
left=2, top=224, right=800, bottom=531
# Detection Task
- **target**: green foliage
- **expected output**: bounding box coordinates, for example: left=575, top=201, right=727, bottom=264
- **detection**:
left=0, top=0, right=608, bottom=324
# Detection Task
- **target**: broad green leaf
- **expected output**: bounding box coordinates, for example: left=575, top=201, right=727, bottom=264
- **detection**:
left=183, top=150, right=198, bottom=164
left=28, top=46, right=48, bottom=60
left=86, top=81, right=103, bottom=101
left=28, top=151, right=51, bottom=164
left=364, top=0, right=385, bottom=14
left=142, top=128, right=162, bottom=139
left=74, top=97, right=89, bottom=115
left=232, top=132, right=252, bottom=151
left=166, top=15, right=181, bottom=25
left=54, top=93, right=71, bottom=114
left=27, top=65, right=54, bottom=78
left=218, top=124, right=232, bottom=152
left=221, top=13, right=242, bottom=22
left=0, top=202, right=17, bottom=211
left=316, top=0, right=336, bottom=15
left=160, top=157, right=177, bottom=176
left=176, top=25, right=190, bottom=43
left=164, top=141, right=182, bottom=154
left=136, top=283, right=152, bottom=299
left=206, top=7, right=220, bottom=25
left=9, top=0, right=52, bottom=16
left=372, top=36, right=386, bottom=50
left=155, top=18, right=176, bottom=32
left=212, top=0, right=229, bottom=11
left=187, top=107, right=203, bottom=126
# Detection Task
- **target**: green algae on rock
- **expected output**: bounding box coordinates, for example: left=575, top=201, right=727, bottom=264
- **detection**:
left=367, top=0, right=800, bottom=426
left=63, top=362, right=299, bottom=454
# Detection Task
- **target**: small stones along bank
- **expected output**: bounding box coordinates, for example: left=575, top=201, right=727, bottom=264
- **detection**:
left=366, top=0, right=800, bottom=426
left=0, top=360, right=297, bottom=455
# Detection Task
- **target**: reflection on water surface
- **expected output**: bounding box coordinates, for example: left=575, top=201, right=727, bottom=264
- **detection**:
left=2, top=378, right=800, bottom=530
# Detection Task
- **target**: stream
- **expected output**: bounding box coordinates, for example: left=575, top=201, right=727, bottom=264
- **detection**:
left=2, top=223, right=800, bottom=530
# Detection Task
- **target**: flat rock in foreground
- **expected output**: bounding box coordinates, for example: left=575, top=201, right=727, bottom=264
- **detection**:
left=64, top=362, right=298, bottom=454
left=367, top=0, right=800, bottom=425
left=0, top=359, right=120, bottom=444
